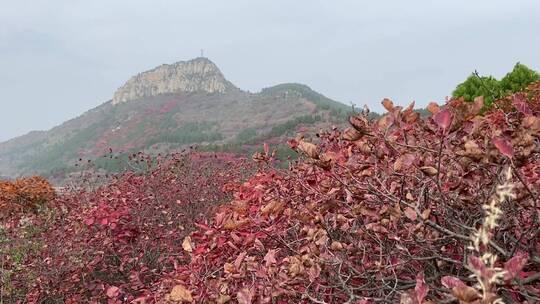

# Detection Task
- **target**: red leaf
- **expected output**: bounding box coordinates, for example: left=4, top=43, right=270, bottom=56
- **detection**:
left=504, top=252, right=529, bottom=281
left=513, top=95, right=533, bottom=116
left=492, top=137, right=514, bottom=158
left=237, top=287, right=254, bottom=304
left=287, top=138, right=298, bottom=150
left=441, top=276, right=467, bottom=289
left=468, top=256, right=486, bottom=274
left=263, top=249, right=278, bottom=267
left=84, top=217, right=95, bottom=226
left=106, top=286, right=120, bottom=298
left=404, top=207, right=417, bottom=221
left=193, top=245, right=206, bottom=255
left=234, top=251, right=247, bottom=270
left=471, top=96, right=484, bottom=115
left=433, top=108, right=452, bottom=132
left=393, top=154, right=415, bottom=172
left=415, top=272, right=428, bottom=304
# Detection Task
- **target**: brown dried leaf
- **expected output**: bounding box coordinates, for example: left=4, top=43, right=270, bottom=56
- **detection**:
left=170, top=285, right=193, bottom=303
left=382, top=98, right=395, bottom=112
left=394, top=154, right=415, bottom=172
left=216, top=294, right=231, bottom=304
left=330, top=241, right=344, bottom=250
left=427, top=102, right=440, bottom=115
left=182, top=236, right=193, bottom=253
left=224, top=262, right=235, bottom=274
left=419, top=166, right=438, bottom=176
left=349, top=115, right=368, bottom=132
left=522, top=116, right=540, bottom=132
left=342, top=127, right=363, bottom=141
left=451, top=285, right=480, bottom=302
left=298, top=141, right=319, bottom=159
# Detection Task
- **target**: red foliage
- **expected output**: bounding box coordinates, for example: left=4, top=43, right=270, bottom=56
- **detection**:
left=158, top=85, right=540, bottom=303
left=3, top=84, right=540, bottom=303
left=1, top=152, right=253, bottom=303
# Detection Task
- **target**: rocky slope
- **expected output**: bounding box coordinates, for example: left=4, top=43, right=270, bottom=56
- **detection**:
left=112, top=57, right=238, bottom=104
left=0, top=58, right=351, bottom=181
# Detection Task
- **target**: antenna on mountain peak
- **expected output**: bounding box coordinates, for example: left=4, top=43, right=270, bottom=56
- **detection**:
left=200, top=49, right=204, bottom=58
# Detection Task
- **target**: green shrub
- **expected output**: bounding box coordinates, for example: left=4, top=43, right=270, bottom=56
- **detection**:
left=500, top=63, right=540, bottom=93
left=453, top=74, right=500, bottom=106
left=452, top=63, right=539, bottom=107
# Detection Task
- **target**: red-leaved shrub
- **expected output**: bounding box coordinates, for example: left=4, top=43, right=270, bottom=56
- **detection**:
left=158, top=85, right=540, bottom=303
left=1, top=153, right=253, bottom=303
left=2, top=84, right=540, bottom=303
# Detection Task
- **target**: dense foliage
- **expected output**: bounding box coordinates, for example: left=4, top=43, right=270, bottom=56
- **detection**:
left=1, top=153, right=253, bottom=303
left=453, top=63, right=540, bottom=107
left=0, top=176, right=55, bottom=219
left=2, top=83, right=540, bottom=303
left=161, top=84, right=540, bottom=303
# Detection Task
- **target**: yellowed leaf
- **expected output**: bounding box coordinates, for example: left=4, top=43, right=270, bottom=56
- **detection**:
left=224, top=262, right=235, bottom=274
left=170, top=285, right=193, bottom=303
left=419, top=166, right=438, bottom=176
left=382, top=98, right=394, bottom=112
left=330, top=241, right=343, bottom=250
left=182, top=236, right=193, bottom=253
left=216, top=294, right=231, bottom=304
left=342, top=127, right=362, bottom=141
left=427, top=102, right=440, bottom=115
left=421, top=209, right=431, bottom=220
left=298, top=140, right=319, bottom=159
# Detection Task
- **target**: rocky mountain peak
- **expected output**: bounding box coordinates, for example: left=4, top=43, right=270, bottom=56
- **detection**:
left=112, top=57, right=237, bottom=105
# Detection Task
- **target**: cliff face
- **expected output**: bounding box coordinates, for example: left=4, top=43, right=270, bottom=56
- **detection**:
left=112, top=57, right=237, bottom=104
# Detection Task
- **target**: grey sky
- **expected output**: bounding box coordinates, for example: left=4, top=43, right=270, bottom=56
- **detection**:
left=1, top=0, right=539, bottom=142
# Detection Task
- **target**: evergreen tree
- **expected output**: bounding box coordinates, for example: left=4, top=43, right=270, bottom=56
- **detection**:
left=452, top=63, right=539, bottom=107
left=453, top=74, right=500, bottom=106
left=500, top=63, right=540, bottom=93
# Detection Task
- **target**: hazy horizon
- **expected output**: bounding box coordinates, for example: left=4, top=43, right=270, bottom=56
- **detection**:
left=1, top=0, right=540, bottom=142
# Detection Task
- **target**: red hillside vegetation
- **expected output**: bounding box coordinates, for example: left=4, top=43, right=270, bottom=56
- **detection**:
left=158, top=84, right=540, bottom=303
left=1, top=153, right=254, bottom=303
left=1, top=84, right=540, bottom=303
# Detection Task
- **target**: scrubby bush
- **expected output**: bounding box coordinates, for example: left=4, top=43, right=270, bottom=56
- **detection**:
left=160, top=92, right=540, bottom=303
left=0, top=176, right=55, bottom=218
left=0, top=153, right=253, bottom=303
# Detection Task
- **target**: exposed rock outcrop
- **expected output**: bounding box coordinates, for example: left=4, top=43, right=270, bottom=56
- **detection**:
left=112, top=57, right=237, bottom=104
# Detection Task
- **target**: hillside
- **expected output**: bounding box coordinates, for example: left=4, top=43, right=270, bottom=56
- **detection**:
left=0, top=57, right=351, bottom=180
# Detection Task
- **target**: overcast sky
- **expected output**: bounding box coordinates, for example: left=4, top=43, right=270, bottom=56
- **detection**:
left=1, top=0, right=539, bottom=142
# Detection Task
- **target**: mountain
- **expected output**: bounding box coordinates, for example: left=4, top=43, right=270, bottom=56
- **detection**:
left=0, top=57, right=351, bottom=180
